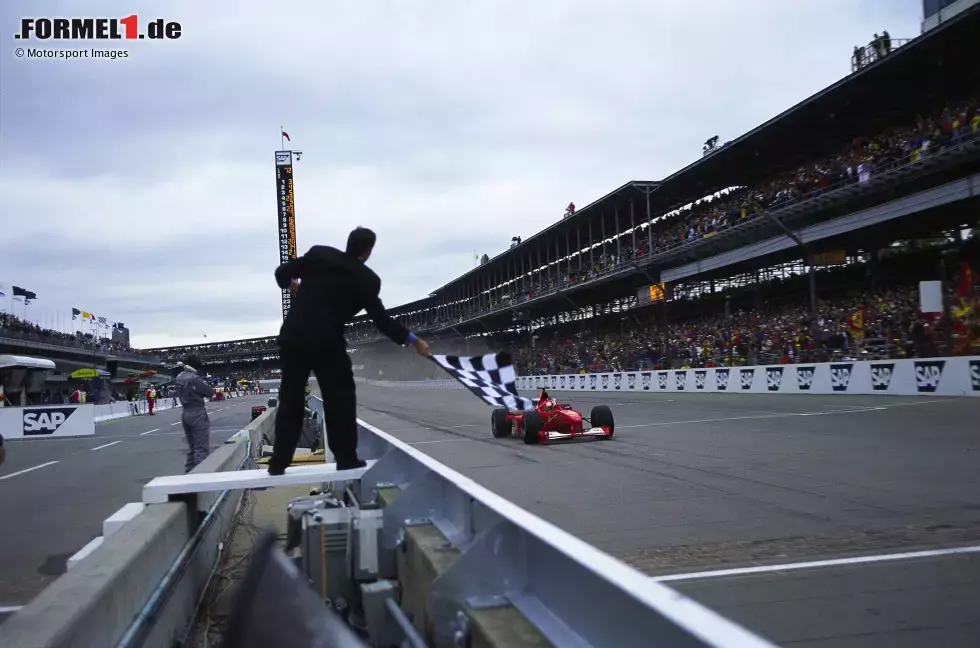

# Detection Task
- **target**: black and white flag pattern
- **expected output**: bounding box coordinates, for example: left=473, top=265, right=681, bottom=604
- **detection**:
left=431, top=352, right=534, bottom=411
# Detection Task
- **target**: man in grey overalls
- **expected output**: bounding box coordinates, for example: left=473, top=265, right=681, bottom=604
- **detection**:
left=175, top=354, right=215, bottom=473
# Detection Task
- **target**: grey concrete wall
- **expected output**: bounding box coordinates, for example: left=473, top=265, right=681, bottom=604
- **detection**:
left=0, top=408, right=277, bottom=648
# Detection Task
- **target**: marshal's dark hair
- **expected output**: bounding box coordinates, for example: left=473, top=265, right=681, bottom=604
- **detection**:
left=346, top=226, right=376, bottom=259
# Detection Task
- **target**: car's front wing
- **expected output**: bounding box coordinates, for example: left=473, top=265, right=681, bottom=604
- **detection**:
left=541, top=426, right=611, bottom=442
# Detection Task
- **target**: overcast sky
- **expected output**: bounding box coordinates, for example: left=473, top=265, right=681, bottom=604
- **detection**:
left=0, top=0, right=922, bottom=348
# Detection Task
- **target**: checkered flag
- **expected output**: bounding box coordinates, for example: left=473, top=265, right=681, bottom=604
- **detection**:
left=430, top=351, right=534, bottom=411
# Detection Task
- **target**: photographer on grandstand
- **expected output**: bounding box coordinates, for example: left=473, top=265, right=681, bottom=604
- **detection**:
left=268, top=227, right=431, bottom=476
left=175, top=354, right=215, bottom=473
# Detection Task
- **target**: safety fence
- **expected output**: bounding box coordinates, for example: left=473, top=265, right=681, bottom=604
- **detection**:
left=359, top=356, right=980, bottom=397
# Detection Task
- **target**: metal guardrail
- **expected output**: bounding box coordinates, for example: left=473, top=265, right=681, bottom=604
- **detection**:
left=308, top=394, right=777, bottom=648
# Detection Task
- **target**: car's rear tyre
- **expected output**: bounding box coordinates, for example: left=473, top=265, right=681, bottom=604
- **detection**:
left=522, top=411, right=542, bottom=445
left=491, top=408, right=512, bottom=438
left=590, top=405, right=614, bottom=438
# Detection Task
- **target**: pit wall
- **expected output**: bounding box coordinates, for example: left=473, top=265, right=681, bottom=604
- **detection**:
left=364, top=356, right=980, bottom=397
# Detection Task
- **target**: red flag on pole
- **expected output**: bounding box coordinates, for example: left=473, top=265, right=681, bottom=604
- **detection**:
left=281, top=131, right=290, bottom=142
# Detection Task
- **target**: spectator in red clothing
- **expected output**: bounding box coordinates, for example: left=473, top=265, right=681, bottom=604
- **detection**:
left=145, top=386, right=156, bottom=415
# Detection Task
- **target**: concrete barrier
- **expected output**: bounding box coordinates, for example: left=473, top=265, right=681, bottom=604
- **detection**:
left=0, top=408, right=277, bottom=648
left=94, top=399, right=181, bottom=423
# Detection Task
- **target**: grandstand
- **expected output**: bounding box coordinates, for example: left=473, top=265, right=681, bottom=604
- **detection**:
left=0, top=313, right=165, bottom=405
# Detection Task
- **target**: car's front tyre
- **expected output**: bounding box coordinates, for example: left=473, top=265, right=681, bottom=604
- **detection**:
left=590, top=405, right=614, bottom=438
left=522, top=411, right=542, bottom=445
left=491, top=408, right=512, bottom=438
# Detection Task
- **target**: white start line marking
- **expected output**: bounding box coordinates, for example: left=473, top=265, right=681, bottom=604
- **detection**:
left=0, top=461, right=60, bottom=481
left=651, top=545, right=980, bottom=582
left=91, top=440, right=123, bottom=451
left=140, top=428, right=161, bottom=436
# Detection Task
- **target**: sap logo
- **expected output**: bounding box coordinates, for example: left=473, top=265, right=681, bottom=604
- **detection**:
left=601, top=375, right=609, bottom=390
left=796, top=367, right=815, bottom=390
left=766, top=367, right=783, bottom=392
left=613, top=373, right=622, bottom=390
left=275, top=152, right=291, bottom=166
left=23, top=408, right=76, bottom=435
left=971, top=361, right=980, bottom=391
left=579, top=375, right=586, bottom=389
left=658, top=372, right=668, bottom=390
left=830, top=364, right=853, bottom=392
left=716, top=369, right=730, bottom=390
left=695, top=370, right=706, bottom=390
left=627, top=373, right=636, bottom=390
left=589, top=375, right=597, bottom=390
left=740, top=369, right=754, bottom=390
left=870, top=364, right=895, bottom=391
left=641, top=372, right=652, bottom=390
left=914, top=361, right=945, bottom=393
left=675, top=371, right=686, bottom=390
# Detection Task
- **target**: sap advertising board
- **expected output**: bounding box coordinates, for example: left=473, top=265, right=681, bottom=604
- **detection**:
left=0, top=405, right=95, bottom=439
left=518, top=357, right=980, bottom=397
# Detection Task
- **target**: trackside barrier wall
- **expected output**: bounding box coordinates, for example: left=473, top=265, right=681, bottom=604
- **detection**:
left=361, top=356, right=980, bottom=397
left=306, top=394, right=777, bottom=648
left=0, top=403, right=95, bottom=439
left=94, top=398, right=182, bottom=422
left=0, top=408, right=275, bottom=648
left=92, top=391, right=244, bottom=423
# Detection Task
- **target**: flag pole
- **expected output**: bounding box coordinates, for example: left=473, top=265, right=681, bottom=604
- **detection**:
left=281, top=125, right=284, bottom=150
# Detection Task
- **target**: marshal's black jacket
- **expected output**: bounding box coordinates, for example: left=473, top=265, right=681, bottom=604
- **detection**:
left=275, top=246, right=410, bottom=347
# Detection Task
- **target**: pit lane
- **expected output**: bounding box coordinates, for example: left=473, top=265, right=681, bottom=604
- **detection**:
left=355, top=383, right=980, bottom=647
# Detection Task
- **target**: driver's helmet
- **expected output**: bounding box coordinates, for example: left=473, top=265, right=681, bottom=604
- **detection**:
left=543, top=400, right=556, bottom=411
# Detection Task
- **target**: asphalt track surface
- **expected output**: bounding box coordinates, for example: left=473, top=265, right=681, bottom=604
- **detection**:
left=355, top=383, right=980, bottom=647
left=0, top=395, right=270, bottom=624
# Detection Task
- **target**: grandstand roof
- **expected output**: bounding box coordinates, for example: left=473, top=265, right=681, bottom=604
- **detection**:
left=428, top=4, right=980, bottom=299
left=142, top=334, right=276, bottom=352
left=431, top=180, right=661, bottom=294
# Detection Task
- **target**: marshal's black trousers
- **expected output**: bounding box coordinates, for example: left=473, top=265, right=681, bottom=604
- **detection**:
left=269, top=338, right=358, bottom=473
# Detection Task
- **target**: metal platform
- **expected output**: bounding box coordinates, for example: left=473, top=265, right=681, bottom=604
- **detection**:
left=142, top=461, right=375, bottom=504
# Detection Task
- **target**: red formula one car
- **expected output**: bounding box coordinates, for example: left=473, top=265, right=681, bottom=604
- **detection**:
left=490, top=390, right=614, bottom=445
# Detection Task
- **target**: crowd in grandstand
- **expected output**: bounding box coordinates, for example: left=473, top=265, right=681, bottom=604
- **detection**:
left=0, top=312, right=155, bottom=358
left=511, top=246, right=980, bottom=374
